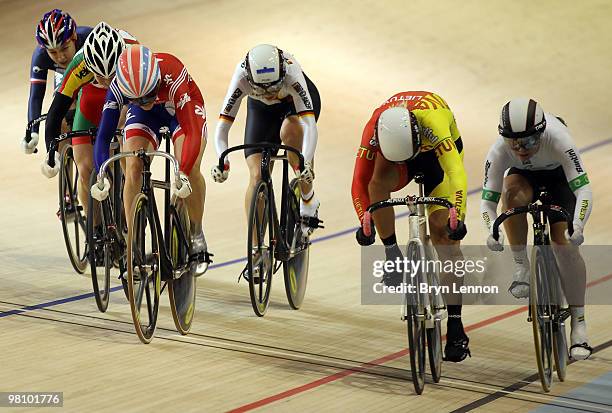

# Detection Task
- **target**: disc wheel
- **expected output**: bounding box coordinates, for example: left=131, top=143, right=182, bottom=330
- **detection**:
left=59, top=144, right=88, bottom=274
left=283, top=178, right=310, bottom=310
left=247, top=180, right=274, bottom=317
left=168, top=199, right=196, bottom=334
left=127, top=193, right=161, bottom=344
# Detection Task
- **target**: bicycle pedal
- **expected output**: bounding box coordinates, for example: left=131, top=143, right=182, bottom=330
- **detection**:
left=300, top=216, right=324, bottom=229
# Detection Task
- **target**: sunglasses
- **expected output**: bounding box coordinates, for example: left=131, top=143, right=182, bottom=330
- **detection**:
left=505, top=134, right=541, bottom=151
left=129, top=82, right=160, bottom=106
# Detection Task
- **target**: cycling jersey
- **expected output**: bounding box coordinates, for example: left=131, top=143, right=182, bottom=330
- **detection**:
left=44, top=31, right=137, bottom=150
left=94, top=52, right=207, bottom=175
left=27, top=26, right=92, bottom=133
left=480, top=114, right=593, bottom=230
left=214, top=51, right=318, bottom=163
left=351, top=91, right=467, bottom=221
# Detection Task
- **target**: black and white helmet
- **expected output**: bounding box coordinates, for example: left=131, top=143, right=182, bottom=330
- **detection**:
left=83, top=22, right=125, bottom=78
left=498, top=98, right=546, bottom=139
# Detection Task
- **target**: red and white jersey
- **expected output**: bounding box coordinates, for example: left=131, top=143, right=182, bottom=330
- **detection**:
left=103, top=52, right=207, bottom=174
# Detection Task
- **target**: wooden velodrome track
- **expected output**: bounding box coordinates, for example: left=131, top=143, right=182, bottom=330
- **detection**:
left=2, top=1, right=612, bottom=411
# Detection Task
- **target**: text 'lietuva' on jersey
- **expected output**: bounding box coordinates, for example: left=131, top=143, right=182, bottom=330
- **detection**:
left=480, top=114, right=593, bottom=230
left=43, top=30, right=138, bottom=151
left=27, top=26, right=92, bottom=134
left=93, top=52, right=207, bottom=175
left=351, top=91, right=467, bottom=221
left=214, top=52, right=318, bottom=163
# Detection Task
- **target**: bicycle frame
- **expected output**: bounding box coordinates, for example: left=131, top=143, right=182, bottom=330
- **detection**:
left=97, top=139, right=190, bottom=281
left=219, top=143, right=307, bottom=262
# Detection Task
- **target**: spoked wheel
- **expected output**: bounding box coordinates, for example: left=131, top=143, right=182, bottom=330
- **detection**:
left=127, top=193, right=161, bottom=344
left=247, top=180, right=274, bottom=317
left=168, top=199, right=196, bottom=334
left=425, top=244, right=443, bottom=383
left=530, top=246, right=554, bottom=392
left=59, top=144, right=88, bottom=274
left=405, top=240, right=427, bottom=395
left=283, top=178, right=310, bottom=310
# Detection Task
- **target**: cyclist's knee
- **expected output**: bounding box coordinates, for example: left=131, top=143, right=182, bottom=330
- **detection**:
left=503, top=176, right=532, bottom=208
left=280, top=116, right=303, bottom=146
left=125, top=160, right=143, bottom=183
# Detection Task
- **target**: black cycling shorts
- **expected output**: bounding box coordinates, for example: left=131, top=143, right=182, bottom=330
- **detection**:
left=507, top=166, right=576, bottom=224
left=243, top=73, right=321, bottom=158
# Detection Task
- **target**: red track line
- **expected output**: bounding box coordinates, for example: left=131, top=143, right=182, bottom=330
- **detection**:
left=227, top=272, right=612, bottom=413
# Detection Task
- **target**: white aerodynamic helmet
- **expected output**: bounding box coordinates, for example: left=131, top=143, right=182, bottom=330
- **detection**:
left=245, top=44, right=286, bottom=90
left=83, top=21, right=126, bottom=78
left=376, top=106, right=421, bottom=162
left=498, top=97, right=546, bottom=139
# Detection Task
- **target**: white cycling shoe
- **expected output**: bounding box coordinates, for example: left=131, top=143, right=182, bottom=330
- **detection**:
left=570, top=322, right=593, bottom=360
left=300, top=195, right=320, bottom=236
left=508, top=265, right=530, bottom=299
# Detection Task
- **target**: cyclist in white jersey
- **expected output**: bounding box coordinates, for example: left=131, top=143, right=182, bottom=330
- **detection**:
left=211, top=44, right=321, bottom=279
left=481, top=98, right=593, bottom=360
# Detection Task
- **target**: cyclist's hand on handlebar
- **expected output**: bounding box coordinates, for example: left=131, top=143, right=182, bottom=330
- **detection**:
left=21, top=132, right=39, bottom=154
left=299, top=161, right=315, bottom=184
left=211, top=163, right=229, bottom=183
left=40, top=151, right=60, bottom=178
left=446, top=219, right=467, bottom=241
left=91, top=178, right=111, bottom=201
left=356, top=215, right=376, bottom=246
left=487, top=229, right=504, bottom=251
left=565, top=221, right=584, bottom=246
left=172, top=172, right=192, bottom=198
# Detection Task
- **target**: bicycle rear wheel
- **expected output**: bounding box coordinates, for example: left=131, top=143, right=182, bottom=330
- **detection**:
left=283, top=178, right=310, bottom=310
left=425, top=244, right=443, bottom=383
left=168, top=199, right=196, bottom=334
left=127, top=193, right=161, bottom=344
left=553, top=314, right=569, bottom=382
left=530, top=246, right=554, bottom=392
left=59, top=144, right=88, bottom=274
left=86, top=192, right=110, bottom=313
left=247, top=180, right=274, bottom=317
left=405, top=240, right=427, bottom=394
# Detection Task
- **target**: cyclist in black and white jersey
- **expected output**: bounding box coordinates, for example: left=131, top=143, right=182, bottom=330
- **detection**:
left=481, top=98, right=593, bottom=360
left=212, top=44, right=321, bottom=271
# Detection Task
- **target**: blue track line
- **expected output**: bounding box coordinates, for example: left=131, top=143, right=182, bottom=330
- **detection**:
left=1, top=137, right=610, bottom=318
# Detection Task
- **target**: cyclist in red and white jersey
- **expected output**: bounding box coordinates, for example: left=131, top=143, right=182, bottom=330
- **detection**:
left=92, top=45, right=208, bottom=263
left=481, top=98, right=593, bottom=360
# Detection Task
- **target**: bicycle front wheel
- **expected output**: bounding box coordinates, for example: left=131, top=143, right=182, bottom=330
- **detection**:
left=405, top=240, right=427, bottom=395
left=127, top=193, right=161, bottom=344
left=530, top=245, right=554, bottom=392
left=247, top=180, right=274, bottom=317
left=168, top=199, right=196, bottom=334
left=59, top=144, right=88, bottom=274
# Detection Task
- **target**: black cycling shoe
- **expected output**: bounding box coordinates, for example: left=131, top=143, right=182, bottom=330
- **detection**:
left=444, top=330, right=471, bottom=362
left=93, top=226, right=105, bottom=267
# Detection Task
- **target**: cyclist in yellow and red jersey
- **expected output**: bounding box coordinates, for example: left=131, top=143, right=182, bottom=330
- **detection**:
left=351, top=91, right=470, bottom=362
left=41, top=22, right=137, bottom=222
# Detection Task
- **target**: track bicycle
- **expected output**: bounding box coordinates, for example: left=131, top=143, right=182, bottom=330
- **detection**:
left=96, top=131, right=212, bottom=343
left=492, top=189, right=571, bottom=392
left=218, top=143, right=323, bottom=317
left=365, top=173, right=457, bottom=395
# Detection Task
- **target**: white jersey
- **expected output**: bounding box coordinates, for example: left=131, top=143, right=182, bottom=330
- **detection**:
left=481, top=114, right=593, bottom=230
left=214, top=52, right=318, bottom=162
